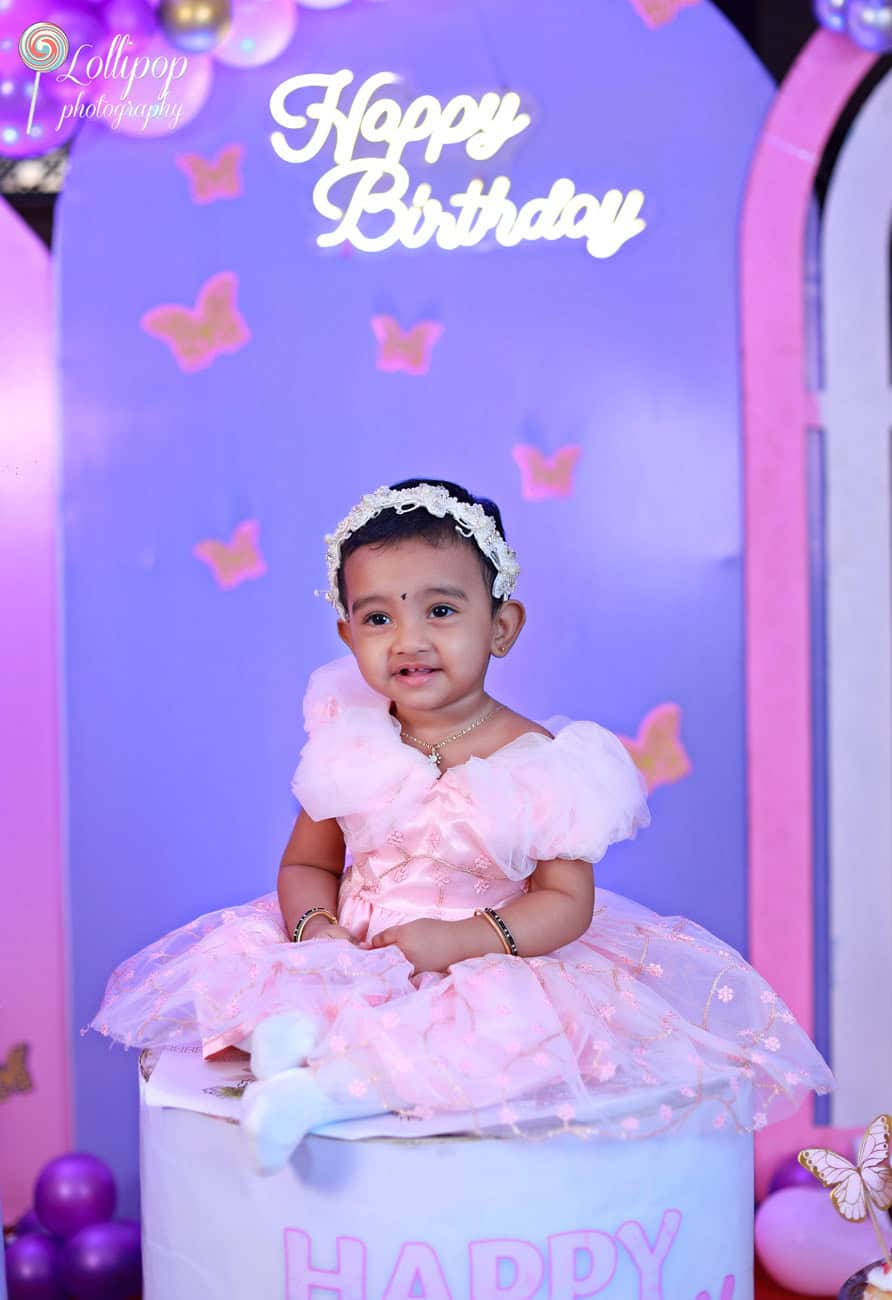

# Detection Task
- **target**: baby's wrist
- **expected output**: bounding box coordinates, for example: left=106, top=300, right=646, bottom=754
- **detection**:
left=292, top=910, right=338, bottom=942
left=452, top=914, right=508, bottom=960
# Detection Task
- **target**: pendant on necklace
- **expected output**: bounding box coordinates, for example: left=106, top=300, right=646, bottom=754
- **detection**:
left=428, top=749, right=441, bottom=767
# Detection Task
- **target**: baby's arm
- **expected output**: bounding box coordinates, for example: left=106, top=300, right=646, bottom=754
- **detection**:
left=485, top=857, right=595, bottom=955
left=277, top=809, right=349, bottom=942
left=371, top=857, right=594, bottom=972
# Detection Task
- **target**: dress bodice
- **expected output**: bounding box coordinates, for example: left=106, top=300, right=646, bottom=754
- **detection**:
left=290, top=656, right=651, bottom=918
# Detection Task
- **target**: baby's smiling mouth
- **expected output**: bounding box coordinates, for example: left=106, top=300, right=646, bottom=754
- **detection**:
left=395, top=665, right=438, bottom=678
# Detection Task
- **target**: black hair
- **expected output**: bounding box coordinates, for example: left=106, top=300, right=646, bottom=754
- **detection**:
left=337, top=478, right=507, bottom=616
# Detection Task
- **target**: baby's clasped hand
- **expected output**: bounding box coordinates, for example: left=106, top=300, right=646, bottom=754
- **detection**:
left=370, top=918, right=483, bottom=975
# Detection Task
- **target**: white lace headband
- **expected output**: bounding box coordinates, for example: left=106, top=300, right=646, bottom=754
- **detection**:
left=322, top=484, right=520, bottom=619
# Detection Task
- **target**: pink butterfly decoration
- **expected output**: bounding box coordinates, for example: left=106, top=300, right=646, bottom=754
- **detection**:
left=175, top=144, right=245, bottom=205
left=141, top=271, right=251, bottom=373
left=620, top=704, right=692, bottom=794
left=193, top=519, right=267, bottom=590
left=626, top=0, right=701, bottom=27
left=371, top=316, right=444, bottom=376
left=512, top=444, right=581, bottom=500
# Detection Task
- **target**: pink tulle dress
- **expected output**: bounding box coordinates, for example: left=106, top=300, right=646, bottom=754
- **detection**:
left=92, top=655, right=832, bottom=1138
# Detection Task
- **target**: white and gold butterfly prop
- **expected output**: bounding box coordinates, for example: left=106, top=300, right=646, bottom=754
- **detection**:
left=799, top=1114, right=892, bottom=1264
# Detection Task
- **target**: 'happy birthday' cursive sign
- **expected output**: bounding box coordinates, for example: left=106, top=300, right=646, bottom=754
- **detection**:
left=268, top=71, right=647, bottom=259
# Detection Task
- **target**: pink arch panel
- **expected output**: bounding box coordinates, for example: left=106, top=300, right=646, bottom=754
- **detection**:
left=741, top=30, right=877, bottom=1194
left=0, top=206, right=71, bottom=1218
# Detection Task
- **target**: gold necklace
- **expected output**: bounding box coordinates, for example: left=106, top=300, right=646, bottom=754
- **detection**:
left=400, top=703, right=504, bottom=769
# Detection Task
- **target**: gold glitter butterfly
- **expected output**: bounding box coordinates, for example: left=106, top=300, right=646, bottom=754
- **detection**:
left=621, top=704, right=692, bottom=793
left=176, top=144, right=245, bottom=205
left=193, top=519, right=267, bottom=590
left=370, top=316, right=444, bottom=376
left=141, top=271, right=251, bottom=373
left=511, top=444, right=581, bottom=500
left=0, top=1043, right=34, bottom=1102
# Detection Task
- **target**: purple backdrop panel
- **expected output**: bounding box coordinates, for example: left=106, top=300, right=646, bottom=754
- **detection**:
left=56, top=0, right=772, bottom=1209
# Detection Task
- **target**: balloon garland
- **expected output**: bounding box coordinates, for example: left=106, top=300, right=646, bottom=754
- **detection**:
left=0, top=0, right=364, bottom=155
left=814, top=0, right=892, bottom=51
left=3, top=1152, right=142, bottom=1300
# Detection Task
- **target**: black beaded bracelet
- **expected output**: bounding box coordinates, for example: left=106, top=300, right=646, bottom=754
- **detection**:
left=477, top=906, right=520, bottom=957
left=291, top=906, right=338, bottom=943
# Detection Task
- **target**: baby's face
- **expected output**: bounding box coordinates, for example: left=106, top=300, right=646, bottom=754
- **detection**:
left=339, top=537, right=500, bottom=713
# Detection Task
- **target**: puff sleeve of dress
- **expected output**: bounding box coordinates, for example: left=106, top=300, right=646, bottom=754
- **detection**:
left=454, top=721, right=652, bottom=879
left=290, top=655, right=432, bottom=832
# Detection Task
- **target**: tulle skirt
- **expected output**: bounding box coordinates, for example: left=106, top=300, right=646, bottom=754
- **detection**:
left=91, top=887, right=832, bottom=1138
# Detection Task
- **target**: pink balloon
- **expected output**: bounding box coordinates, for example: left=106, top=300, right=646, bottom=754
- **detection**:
left=89, top=30, right=212, bottom=136
left=213, top=0, right=296, bottom=68
left=755, top=1187, right=892, bottom=1296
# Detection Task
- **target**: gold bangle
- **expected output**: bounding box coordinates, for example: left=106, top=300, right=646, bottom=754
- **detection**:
left=474, top=907, right=517, bottom=956
left=292, top=907, right=338, bottom=943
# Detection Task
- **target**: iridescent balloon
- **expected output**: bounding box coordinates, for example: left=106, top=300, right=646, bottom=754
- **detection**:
left=847, top=0, right=892, bottom=49
left=814, top=0, right=850, bottom=31
left=159, top=0, right=231, bottom=53
left=213, top=0, right=296, bottom=67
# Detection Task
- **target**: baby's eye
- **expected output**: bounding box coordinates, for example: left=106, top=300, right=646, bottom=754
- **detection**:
left=429, top=605, right=456, bottom=619
left=363, top=612, right=391, bottom=626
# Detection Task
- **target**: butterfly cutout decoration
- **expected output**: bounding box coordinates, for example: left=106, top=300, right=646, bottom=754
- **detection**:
left=800, top=1114, right=892, bottom=1228
left=193, top=519, right=267, bottom=590
left=626, top=0, right=701, bottom=27
left=0, top=1043, right=34, bottom=1102
left=512, top=444, right=581, bottom=501
left=371, top=316, right=444, bottom=376
left=141, top=271, right=251, bottom=374
left=175, top=144, right=245, bottom=205
left=620, top=704, right=692, bottom=793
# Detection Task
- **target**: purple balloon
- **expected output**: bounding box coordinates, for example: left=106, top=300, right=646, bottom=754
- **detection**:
left=769, top=1151, right=818, bottom=1194
left=0, top=65, right=81, bottom=157
left=59, top=1220, right=141, bottom=1300
left=14, top=1210, right=50, bottom=1238
left=848, top=0, right=892, bottom=49
left=102, top=0, right=158, bottom=39
left=814, top=0, right=850, bottom=30
left=4, top=1233, right=66, bottom=1300
left=39, top=0, right=107, bottom=105
left=34, top=1154, right=117, bottom=1241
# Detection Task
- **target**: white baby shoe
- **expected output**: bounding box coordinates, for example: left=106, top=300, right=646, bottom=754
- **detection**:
left=249, top=1011, right=323, bottom=1080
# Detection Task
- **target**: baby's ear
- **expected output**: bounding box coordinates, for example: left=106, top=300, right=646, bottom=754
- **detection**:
left=491, top=599, right=526, bottom=657
left=337, top=619, right=353, bottom=649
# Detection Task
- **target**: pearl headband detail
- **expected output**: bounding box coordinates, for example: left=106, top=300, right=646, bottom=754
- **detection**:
left=323, top=484, right=520, bottom=620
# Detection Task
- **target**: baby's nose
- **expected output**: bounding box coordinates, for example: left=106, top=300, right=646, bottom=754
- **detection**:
left=392, top=615, right=433, bottom=654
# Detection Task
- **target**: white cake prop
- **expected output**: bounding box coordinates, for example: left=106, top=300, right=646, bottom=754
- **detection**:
left=139, top=1051, right=754, bottom=1300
